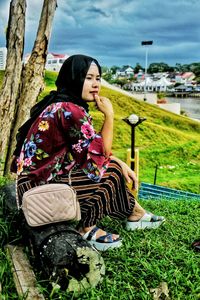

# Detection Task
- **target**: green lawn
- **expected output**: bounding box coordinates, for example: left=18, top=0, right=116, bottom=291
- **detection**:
left=0, top=196, right=200, bottom=299
left=0, top=70, right=200, bottom=299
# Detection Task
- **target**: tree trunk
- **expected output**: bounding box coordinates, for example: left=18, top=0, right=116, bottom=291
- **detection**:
left=4, top=0, right=57, bottom=175
left=0, top=0, right=26, bottom=174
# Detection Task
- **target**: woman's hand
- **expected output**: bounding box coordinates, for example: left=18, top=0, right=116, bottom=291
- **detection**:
left=94, top=94, right=114, bottom=157
left=94, top=94, right=114, bottom=117
left=121, top=162, right=138, bottom=190
left=110, top=156, right=138, bottom=190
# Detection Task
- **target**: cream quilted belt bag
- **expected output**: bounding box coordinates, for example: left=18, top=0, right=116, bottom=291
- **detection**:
left=16, top=168, right=81, bottom=227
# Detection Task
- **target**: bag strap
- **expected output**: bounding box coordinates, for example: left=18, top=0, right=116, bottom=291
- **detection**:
left=68, top=167, right=73, bottom=186
left=15, top=176, right=21, bottom=210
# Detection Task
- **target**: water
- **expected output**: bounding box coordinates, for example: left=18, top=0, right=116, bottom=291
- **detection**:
left=165, top=96, right=200, bottom=121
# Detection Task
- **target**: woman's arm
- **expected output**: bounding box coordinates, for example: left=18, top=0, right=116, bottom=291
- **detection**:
left=93, top=95, right=138, bottom=189
left=94, top=94, right=114, bottom=157
left=110, top=155, right=138, bottom=190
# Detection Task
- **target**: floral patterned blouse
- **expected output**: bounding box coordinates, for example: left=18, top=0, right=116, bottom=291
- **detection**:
left=16, top=102, right=110, bottom=183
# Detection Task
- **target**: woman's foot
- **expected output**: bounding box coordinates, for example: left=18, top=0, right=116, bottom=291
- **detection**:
left=79, top=226, right=119, bottom=241
left=79, top=226, right=122, bottom=251
left=127, top=212, right=165, bottom=230
left=128, top=200, right=146, bottom=221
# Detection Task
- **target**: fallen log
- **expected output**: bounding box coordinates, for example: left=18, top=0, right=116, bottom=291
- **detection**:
left=5, top=244, right=45, bottom=300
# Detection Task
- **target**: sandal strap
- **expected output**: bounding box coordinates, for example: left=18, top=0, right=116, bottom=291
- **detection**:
left=86, top=226, right=99, bottom=241
left=96, top=233, right=114, bottom=243
left=129, top=212, right=165, bottom=223
left=150, top=214, right=164, bottom=222
left=84, top=227, right=119, bottom=243
left=141, top=212, right=165, bottom=222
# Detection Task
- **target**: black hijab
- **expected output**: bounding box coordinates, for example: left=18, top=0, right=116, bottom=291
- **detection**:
left=13, top=54, right=102, bottom=156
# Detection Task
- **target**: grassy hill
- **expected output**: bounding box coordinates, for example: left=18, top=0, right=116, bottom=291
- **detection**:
left=42, top=71, right=200, bottom=193
left=98, top=86, right=200, bottom=193
left=1, top=70, right=200, bottom=193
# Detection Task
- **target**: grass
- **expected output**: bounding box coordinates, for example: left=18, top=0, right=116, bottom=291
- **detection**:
left=0, top=70, right=4, bottom=88
left=97, top=86, right=200, bottom=193
left=1, top=69, right=200, bottom=192
left=0, top=70, right=200, bottom=299
left=0, top=194, right=200, bottom=299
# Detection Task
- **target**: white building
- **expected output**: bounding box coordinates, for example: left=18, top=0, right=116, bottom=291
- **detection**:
left=45, top=53, right=69, bottom=72
left=0, top=47, right=7, bottom=70
left=116, top=66, right=134, bottom=78
left=131, top=76, right=173, bottom=92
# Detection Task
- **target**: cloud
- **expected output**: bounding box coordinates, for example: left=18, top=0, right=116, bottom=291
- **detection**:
left=0, top=0, right=199, bottom=67
left=0, top=0, right=9, bottom=46
left=87, top=6, right=110, bottom=18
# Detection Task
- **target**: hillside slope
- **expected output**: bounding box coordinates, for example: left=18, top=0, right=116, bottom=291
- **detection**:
left=98, top=86, right=200, bottom=193
left=1, top=70, right=199, bottom=193
left=42, top=72, right=200, bottom=192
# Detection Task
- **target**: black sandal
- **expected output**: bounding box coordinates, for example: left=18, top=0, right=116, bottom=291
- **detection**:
left=192, top=239, right=200, bottom=252
left=82, top=226, right=122, bottom=251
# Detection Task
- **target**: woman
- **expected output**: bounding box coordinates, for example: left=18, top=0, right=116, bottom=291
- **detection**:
left=12, top=54, right=165, bottom=251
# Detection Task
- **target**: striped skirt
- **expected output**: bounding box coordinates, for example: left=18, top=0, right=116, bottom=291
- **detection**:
left=17, top=160, right=135, bottom=227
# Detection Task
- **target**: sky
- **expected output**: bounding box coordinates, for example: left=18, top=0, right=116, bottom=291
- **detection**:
left=0, top=0, right=200, bottom=68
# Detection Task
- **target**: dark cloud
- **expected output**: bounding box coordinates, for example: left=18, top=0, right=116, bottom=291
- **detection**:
left=87, top=6, right=110, bottom=18
left=0, top=0, right=199, bottom=67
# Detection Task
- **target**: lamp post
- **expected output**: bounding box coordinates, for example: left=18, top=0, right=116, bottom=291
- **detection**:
left=141, top=40, right=153, bottom=101
left=123, top=114, right=146, bottom=172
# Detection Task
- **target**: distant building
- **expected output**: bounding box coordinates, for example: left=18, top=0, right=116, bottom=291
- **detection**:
left=23, top=52, right=69, bottom=72
left=131, top=76, right=173, bottom=92
left=124, top=66, right=134, bottom=77
left=45, top=53, right=69, bottom=72
left=135, top=69, right=144, bottom=81
left=0, top=47, right=7, bottom=70
left=181, top=72, right=195, bottom=83
left=116, top=66, right=134, bottom=78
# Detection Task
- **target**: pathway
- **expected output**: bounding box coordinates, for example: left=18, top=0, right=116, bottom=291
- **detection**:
left=101, top=79, right=157, bottom=103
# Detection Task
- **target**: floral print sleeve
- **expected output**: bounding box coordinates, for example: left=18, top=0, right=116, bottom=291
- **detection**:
left=16, top=101, right=110, bottom=183
left=61, top=103, right=110, bottom=182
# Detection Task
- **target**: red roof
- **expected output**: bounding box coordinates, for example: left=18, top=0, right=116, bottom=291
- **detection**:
left=181, top=72, right=194, bottom=79
left=50, top=53, right=66, bottom=58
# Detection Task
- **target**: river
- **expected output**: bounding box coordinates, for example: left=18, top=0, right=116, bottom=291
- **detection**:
left=102, top=80, right=200, bottom=121
left=165, top=96, right=200, bottom=121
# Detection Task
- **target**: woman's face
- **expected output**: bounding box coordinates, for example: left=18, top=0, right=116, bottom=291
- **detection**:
left=82, top=64, right=101, bottom=102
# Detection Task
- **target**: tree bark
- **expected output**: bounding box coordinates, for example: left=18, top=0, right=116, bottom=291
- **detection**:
left=0, top=0, right=26, bottom=174
left=4, top=0, right=57, bottom=175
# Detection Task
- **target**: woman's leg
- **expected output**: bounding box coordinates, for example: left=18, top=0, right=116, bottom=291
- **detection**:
left=126, top=198, right=165, bottom=231
left=56, top=160, right=135, bottom=239
left=128, top=200, right=146, bottom=221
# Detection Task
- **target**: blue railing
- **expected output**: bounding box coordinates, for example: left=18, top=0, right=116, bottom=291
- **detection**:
left=138, top=182, right=200, bottom=200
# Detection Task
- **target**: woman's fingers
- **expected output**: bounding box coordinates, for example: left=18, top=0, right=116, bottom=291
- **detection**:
left=124, top=172, right=131, bottom=183
left=123, top=167, right=138, bottom=190
left=94, top=95, right=114, bottom=115
left=132, top=177, right=138, bottom=190
left=94, top=93, right=100, bottom=102
left=111, top=157, right=139, bottom=191
left=130, top=172, right=138, bottom=190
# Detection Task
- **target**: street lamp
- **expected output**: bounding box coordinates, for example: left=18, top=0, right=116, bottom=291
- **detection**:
left=141, top=40, right=153, bottom=101
left=123, top=114, right=146, bottom=172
